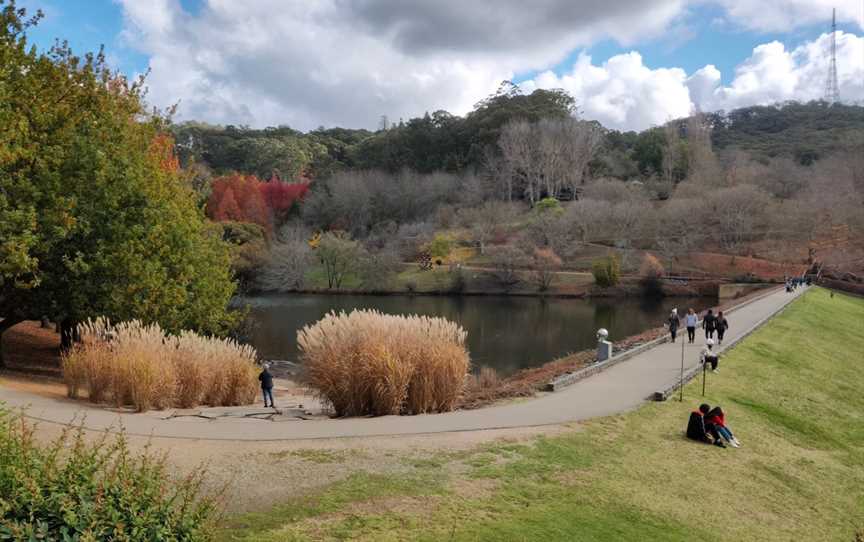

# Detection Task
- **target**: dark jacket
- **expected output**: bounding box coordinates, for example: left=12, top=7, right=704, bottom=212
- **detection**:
left=715, top=317, right=728, bottom=332
left=258, top=369, right=274, bottom=389
left=668, top=315, right=680, bottom=331
left=686, top=410, right=710, bottom=442
left=702, top=313, right=716, bottom=331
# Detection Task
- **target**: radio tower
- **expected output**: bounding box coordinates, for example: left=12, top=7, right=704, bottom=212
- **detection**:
left=824, top=8, right=840, bottom=103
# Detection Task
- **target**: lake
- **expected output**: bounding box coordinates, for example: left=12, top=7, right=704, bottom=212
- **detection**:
left=240, top=294, right=716, bottom=376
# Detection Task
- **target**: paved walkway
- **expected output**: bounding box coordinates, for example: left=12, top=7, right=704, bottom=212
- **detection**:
left=0, top=286, right=806, bottom=441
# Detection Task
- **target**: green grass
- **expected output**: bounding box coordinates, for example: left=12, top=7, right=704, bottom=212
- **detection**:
left=218, top=288, right=864, bottom=541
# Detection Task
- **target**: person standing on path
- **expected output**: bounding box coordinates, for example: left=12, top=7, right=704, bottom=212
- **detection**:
left=702, top=309, right=717, bottom=340
left=685, top=308, right=698, bottom=344
left=701, top=339, right=719, bottom=372
left=667, top=308, right=680, bottom=343
left=259, top=363, right=276, bottom=408
left=715, top=311, right=729, bottom=344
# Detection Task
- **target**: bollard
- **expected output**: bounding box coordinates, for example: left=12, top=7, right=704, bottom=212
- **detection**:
left=596, top=328, right=613, bottom=362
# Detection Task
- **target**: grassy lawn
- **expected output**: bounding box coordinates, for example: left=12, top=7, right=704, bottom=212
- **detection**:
left=218, top=288, right=864, bottom=541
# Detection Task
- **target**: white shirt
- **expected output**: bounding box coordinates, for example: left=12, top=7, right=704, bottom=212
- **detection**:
left=685, top=314, right=698, bottom=327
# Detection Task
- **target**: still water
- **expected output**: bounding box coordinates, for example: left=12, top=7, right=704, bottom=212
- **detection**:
left=240, top=294, right=716, bottom=376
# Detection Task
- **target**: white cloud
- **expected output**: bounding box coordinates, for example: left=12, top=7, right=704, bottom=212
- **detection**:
left=117, top=0, right=684, bottom=129
left=715, top=0, right=864, bottom=32
left=521, top=31, right=864, bottom=131
left=520, top=53, right=693, bottom=131
left=117, top=1, right=864, bottom=132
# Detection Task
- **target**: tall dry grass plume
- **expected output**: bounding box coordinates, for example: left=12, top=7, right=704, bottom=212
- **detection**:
left=298, top=309, right=470, bottom=416
left=62, top=318, right=258, bottom=412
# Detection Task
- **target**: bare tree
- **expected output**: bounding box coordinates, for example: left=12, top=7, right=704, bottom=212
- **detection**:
left=487, top=244, right=527, bottom=290
left=463, top=201, right=517, bottom=254
left=705, top=184, right=770, bottom=250
left=530, top=247, right=562, bottom=291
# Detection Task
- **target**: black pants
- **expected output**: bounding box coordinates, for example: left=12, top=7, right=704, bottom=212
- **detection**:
left=670, top=328, right=677, bottom=342
left=705, top=355, right=718, bottom=371
left=687, top=327, right=696, bottom=342
left=717, top=329, right=725, bottom=343
left=705, top=327, right=715, bottom=339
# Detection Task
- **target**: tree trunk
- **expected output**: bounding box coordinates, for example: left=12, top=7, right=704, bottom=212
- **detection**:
left=60, top=318, right=77, bottom=352
left=0, top=317, right=25, bottom=369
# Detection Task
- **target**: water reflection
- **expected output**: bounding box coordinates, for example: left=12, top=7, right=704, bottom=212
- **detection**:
left=240, top=294, right=716, bottom=376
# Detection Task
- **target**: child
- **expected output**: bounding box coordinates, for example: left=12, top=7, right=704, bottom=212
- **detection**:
left=706, top=406, right=740, bottom=447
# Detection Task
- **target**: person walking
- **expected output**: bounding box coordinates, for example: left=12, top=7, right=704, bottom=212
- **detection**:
left=258, top=363, right=276, bottom=408
left=667, top=308, right=680, bottom=343
left=702, top=309, right=717, bottom=340
left=685, top=308, right=698, bottom=344
left=715, top=311, right=729, bottom=344
left=700, top=339, right=719, bottom=372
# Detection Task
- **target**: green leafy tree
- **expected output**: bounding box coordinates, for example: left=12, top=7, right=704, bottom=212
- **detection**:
left=316, top=232, right=361, bottom=289
left=592, top=255, right=621, bottom=288
left=0, top=2, right=237, bottom=363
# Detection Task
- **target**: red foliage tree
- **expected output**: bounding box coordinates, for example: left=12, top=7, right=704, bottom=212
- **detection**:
left=206, top=174, right=310, bottom=233
left=207, top=174, right=272, bottom=233
left=259, top=180, right=310, bottom=223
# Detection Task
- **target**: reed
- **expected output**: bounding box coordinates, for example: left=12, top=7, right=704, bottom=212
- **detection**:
left=298, top=309, right=470, bottom=417
left=61, top=318, right=259, bottom=412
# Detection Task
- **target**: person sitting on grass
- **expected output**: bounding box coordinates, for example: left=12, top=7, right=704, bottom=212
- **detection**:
left=700, top=339, right=719, bottom=372
left=686, top=403, right=726, bottom=448
left=259, top=363, right=276, bottom=409
left=706, top=406, right=741, bottom=448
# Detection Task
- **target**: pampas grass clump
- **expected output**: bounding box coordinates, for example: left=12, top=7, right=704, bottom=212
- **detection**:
left=298, top=309, right=470, bottom=416
left=61, top=318, right=258, bottom=412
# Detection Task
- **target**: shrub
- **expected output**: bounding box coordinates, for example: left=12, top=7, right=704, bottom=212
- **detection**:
left=639, top=253, right=665, bottom=297
left=0, top=410, right=219, bottom=540
left=298, top=310, right=470, bottom=416
left=62, top=318, right=259, bottom=411
left=428, top=234, right=452, bottom=260
left=449, top=264, right=467, bottom=293
left=592, top=255, right=621, bottom=287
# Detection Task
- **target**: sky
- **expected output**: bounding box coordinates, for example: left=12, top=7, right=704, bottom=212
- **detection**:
left=18, top=0, right=864, bottom=132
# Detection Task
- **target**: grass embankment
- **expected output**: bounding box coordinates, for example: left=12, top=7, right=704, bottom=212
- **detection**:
left=218, top=287, right=864, bottom=541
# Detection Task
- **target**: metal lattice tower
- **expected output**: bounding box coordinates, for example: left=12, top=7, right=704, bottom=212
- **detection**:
left=824, top=8, right=840, bottom=103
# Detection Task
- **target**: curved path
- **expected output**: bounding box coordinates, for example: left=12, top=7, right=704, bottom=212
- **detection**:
left=0, top=287, right=806, bottom=441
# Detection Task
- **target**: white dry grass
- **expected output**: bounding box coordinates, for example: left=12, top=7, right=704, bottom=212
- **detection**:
left=62, top=318, right=258, bottom=412
left=298, top=310, right=470, bottom=416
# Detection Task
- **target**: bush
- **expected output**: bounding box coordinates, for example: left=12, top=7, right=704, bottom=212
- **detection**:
left=0, top=410, right=218, bottom=540
left=428, top=234, right=452, bottom=260
left=298, top=310, right=470, bottom=416
left=449, top=264, right=467, bottom=293
left=592, top=255, right=621, bottom=287
left=639, top=253, right=665, bottom=296
left=62, top=318, right=259, bottom=411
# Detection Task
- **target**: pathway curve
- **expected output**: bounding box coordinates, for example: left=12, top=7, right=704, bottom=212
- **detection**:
left=0, top=287, right=806, bottom=441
